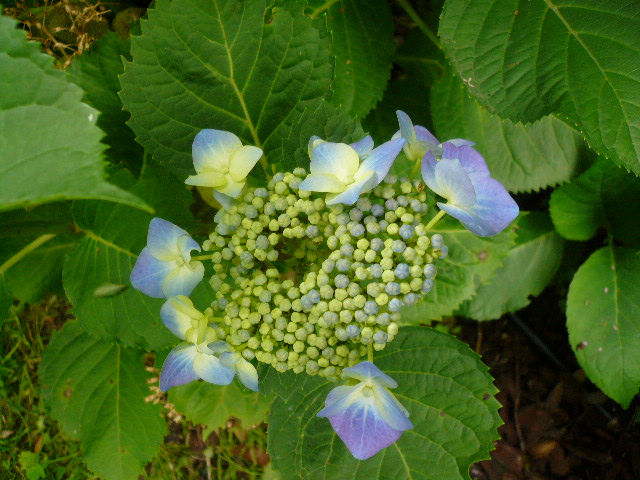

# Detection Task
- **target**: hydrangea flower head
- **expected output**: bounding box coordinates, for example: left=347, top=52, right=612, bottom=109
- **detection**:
left=422, top=142, right=519, bottom=236
left=393, top=110, right=474, bottom=160
left=186, top=129, right=263, bottom=199
left=159, top=296, right=236, bottom=391
left=299, top=136, right=405, bottom=205
left=130, top=218, right=204, bottom=298
left=317, top=361, right=412, bottom=460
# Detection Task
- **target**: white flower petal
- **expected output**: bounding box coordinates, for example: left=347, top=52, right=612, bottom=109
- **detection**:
left=192, top=129, right=241, bottom=173
left=185, top=172, right=227, bottom=188
left=216, top=178, right=245, bottom=198
left=299, top=173, right=346, bottom=193
left=310, top=142, right=359, bottom=179
left=229, top=145, right=263, bottom=182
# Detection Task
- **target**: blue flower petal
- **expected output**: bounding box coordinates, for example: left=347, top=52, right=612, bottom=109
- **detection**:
left=192, top=129, right=242, bottom=173
left=350, top=135, right=374, bottom=158
left=396, top=110, right=417, bottom=144
left=326, top=395, right=404, bottom=460
left=146, top=218, right=189, bottom=260
left=160, top=296, right=201, bottom=340
left=161, top=263, right=205, bottom=298
left=317, top=385, right=358, bottom=417
left=342, top=361, right=398, bottom=388
left=441, top=143, right=489, bottom=177
left=438, top=175, right=519, bottom=236
left=213, top=189, right=234, bottom=211
left=433, top=157, right=476, bottom=207
left=414, top=125, right=439, bottom=145
left=446, top=138, right=475, bottom=148
left=159, top=343, right=200, bottom=391
left=130, top=247, right=174, bottom=298
left=193, top=352, right=235, bottom=386
left=358, top=138, right=405, bottom=186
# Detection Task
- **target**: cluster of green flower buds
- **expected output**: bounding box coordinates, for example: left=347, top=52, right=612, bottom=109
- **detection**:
left=201, top=168, right=445, bottom=380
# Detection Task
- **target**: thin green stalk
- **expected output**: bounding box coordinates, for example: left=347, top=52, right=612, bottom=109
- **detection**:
left=367, top=344, right=374, bottom=363
left=310, top=0, right=341, bottom=18
left=396, top=0, right=442, bottom=50
left=0, top=233, right=56, bottom=276
left=425, top=209, right=446, bottom=231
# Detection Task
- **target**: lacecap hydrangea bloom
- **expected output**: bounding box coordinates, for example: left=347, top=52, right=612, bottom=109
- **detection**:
left=130, top=118, right=519, bottom=460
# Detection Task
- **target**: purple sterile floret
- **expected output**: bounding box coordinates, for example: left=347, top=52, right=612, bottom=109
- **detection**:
left=422, top=143, right=519, bottom=236
left=317, top=361, right=412, bottom=460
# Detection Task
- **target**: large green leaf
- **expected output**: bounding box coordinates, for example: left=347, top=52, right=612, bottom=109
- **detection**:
left=439, top=0, right=640, bottom=173
left=0, top=16, right=149, bottom=212
left=169, top=380, right=272, bottom=435
left=401, top=215, right=516, bottom=323
left=459, top=212, right=565, bottom=321
left=550, top=159, right=640, bottom=244
left=264, top=327, right=501, bottom=480
left=566, top=245, right=640, bottom=408
left=364, top=29, right=443, bottom=143
left=431, top=71, right=584, bottom=193
left=120, top=0, right=357, bottom=177
left=324, top=0, right=395, bottom=117
left=67, top=33, right=144, bottom=170
left=40, top=321, right=166, bottom=480
left=62, top=165, right=205, bottom=350
left=0, top=277, right=11, bottom=330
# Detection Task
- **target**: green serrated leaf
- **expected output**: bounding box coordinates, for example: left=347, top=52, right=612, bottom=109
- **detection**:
left=431, top=71, right=584, bottom=193
left=63, top=165, right=203, bottom=350
left=401, top=215, right=517, bottom=323
left=459, top=212, right=565, bottom=321
left=169, top=380, right=272, bottom=435
left=567, top=245, right=640, bottom=408
left=439, top=0, right=640, bottom=173
left=67, top=32, right=144, bottom=170
left=325, top=0, right=395, bottom=117
left=263, top=327, right=501, bottom=480
left=550, top=159, right=640, bottom=244
left=120, top=0, right=357, bottom=176
left=40, top=321, right=166, bottom=480
left=0, top=16, right=150, bottom=212
left=363, top=29, right=443, bottom=143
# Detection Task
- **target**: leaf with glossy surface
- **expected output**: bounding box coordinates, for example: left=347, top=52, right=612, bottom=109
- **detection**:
left=401, top=215, right=516, bottom=323
left=459, top=212, right=565, bottom=321
left=120, top=0, right=355, bottom=176
left=40, top=321, right=166, bottom=480
left=169, top=380, right=272, bottom=434
left=439, top=0, right=640, bottom=173
left=325, top=0, right=395, bottom=117
left=567, top=245, right=640, bottom=408
left=0, top=16, right=149, bottom=212
left=431, top=71, right=584, bottom=193
left=550, top=159, right=640, bottom=244
left=264, top=327, right=501, bottom=479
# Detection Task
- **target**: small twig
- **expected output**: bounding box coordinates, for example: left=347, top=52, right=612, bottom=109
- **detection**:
left=395, top=0, right=442, bottom=50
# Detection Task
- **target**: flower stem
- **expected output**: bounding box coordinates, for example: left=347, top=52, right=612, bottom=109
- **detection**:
left=367, top=344, right=374, bottom=363
left=0, top=233, right=56, bottom=276
left=425, top=209, right=446, bottom=231
left=191, top=254, right=214, bottom=261
left=396, top=0, right=442, bottom=50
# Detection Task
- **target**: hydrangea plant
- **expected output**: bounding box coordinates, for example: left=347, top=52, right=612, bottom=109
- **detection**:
left=131, top=112, right=518, bottom=459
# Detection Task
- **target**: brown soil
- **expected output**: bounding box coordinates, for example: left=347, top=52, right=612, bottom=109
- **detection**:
left=461, top=297, right=640, bottom=480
